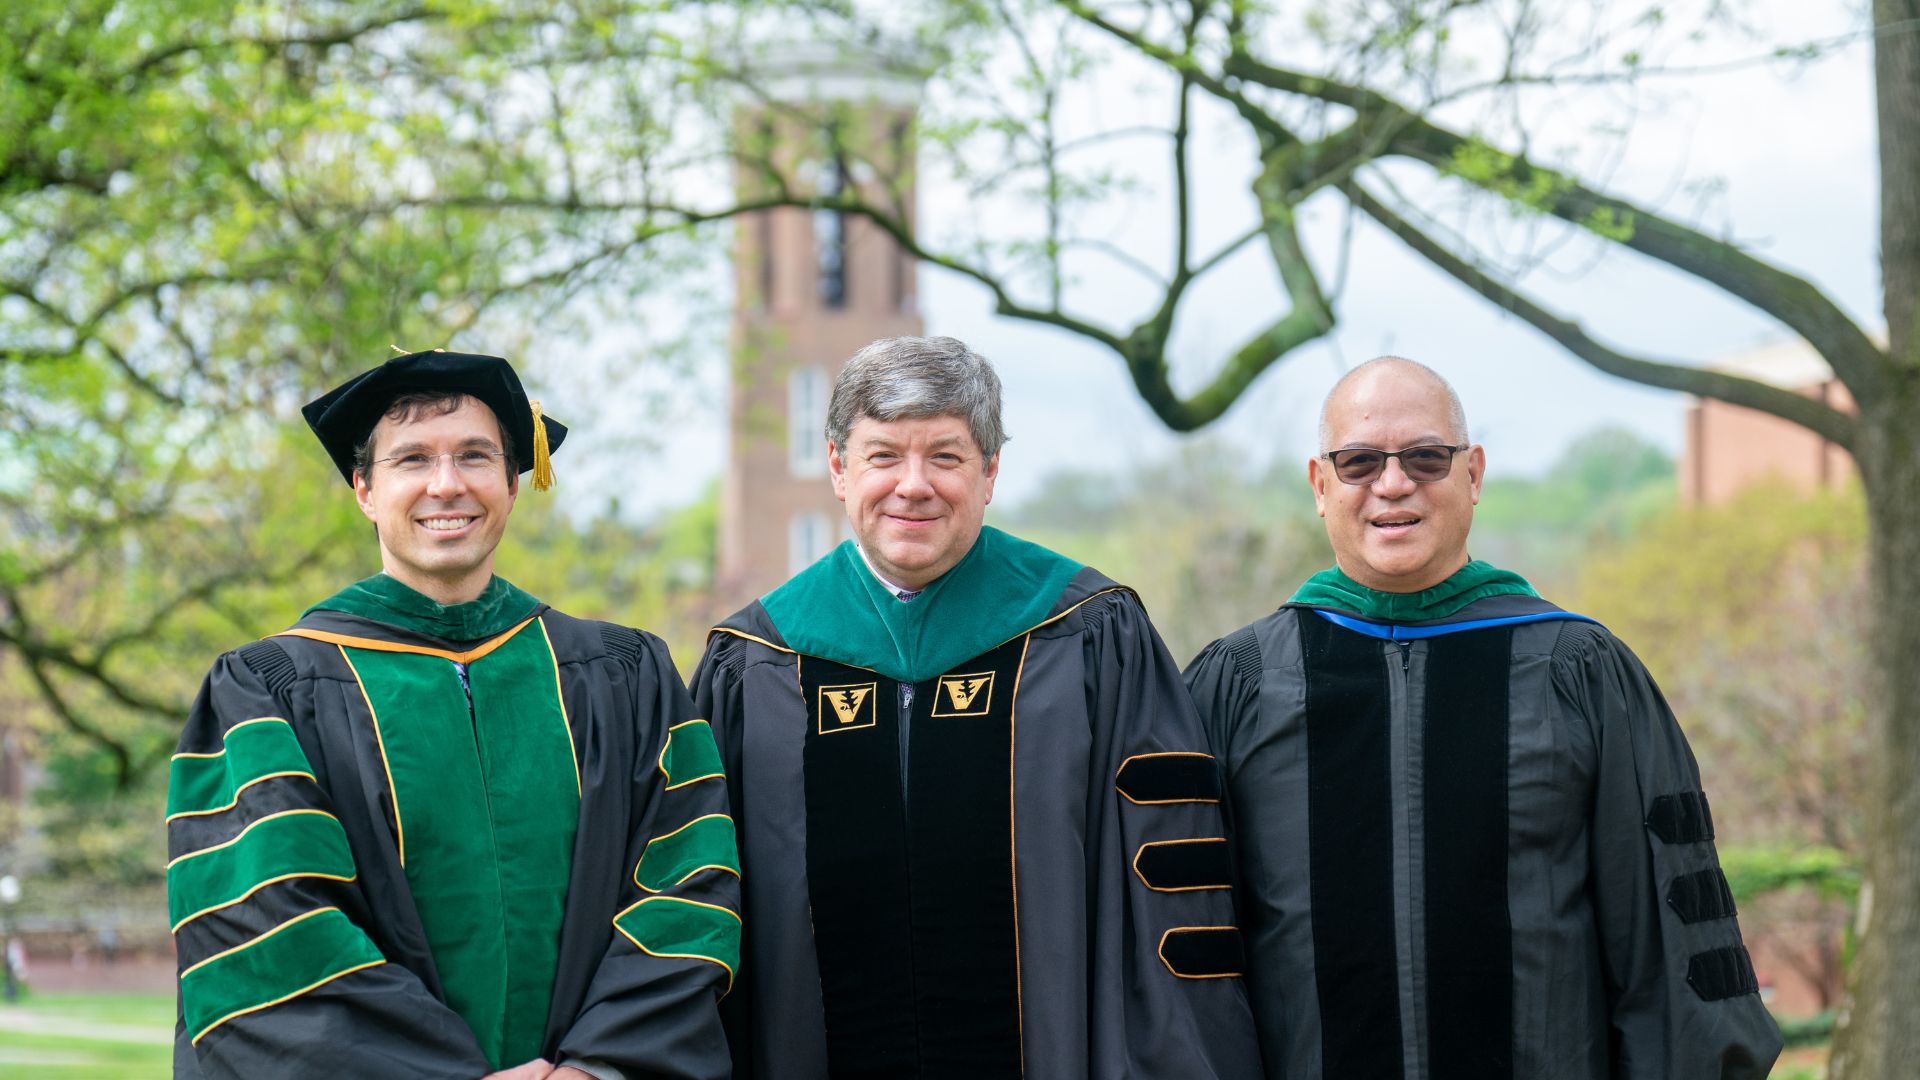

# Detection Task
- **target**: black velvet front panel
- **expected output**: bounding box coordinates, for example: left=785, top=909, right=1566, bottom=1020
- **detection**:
left=799, top=637, right=1027, bottom=1080
left=1297, top=610, right=1406, bottom=1078
left=1423, top=626, right=1515, bottom=1080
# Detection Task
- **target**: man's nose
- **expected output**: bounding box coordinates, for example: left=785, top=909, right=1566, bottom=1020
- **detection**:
left=425, top=455, right=469, bottom=497
left=1371, top=455, right=1418, bottom=496
left=894, top=458, right=936, bottom=498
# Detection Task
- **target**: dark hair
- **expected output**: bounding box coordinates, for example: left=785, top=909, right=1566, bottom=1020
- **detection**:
left=350, top=391, right=516, bottom=486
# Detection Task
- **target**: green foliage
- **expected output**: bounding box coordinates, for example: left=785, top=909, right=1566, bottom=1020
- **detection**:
left=1721, top=845, right=1861, bottom=905
left=1469, top=426, right=1676, bottom=588
left=1779, top=1011, right=1841, bottom=1048
left=1568, top=481, right=1867, bottom=678
left=496, top=486, right=720, bottom=670
left=993, top=440, right=1331, bottom=664
left=0, top=1, right=748, bottom=824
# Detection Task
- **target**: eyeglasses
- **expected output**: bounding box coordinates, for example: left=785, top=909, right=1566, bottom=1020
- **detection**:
left=1323, top=444, right=1469, bottom=485
left=373, top=449, right=508, bottom=476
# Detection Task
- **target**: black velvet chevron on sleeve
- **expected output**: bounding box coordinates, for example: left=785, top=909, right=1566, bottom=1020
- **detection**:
left=1686, top=946, right=1760, bottom=1001
left=1159, top=927, right=1245, bottom=979
left=1133, top=839, right=1233, bottom=892
left=1666, top=868, right=1739, bottom=924
left=1115, top=754, right=1221, bottom=805
left=1645, top=790, right=1716, bottom=844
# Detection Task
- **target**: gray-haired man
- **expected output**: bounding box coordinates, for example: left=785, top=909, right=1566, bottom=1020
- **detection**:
left=693, top=336, right=1262, bottom=1078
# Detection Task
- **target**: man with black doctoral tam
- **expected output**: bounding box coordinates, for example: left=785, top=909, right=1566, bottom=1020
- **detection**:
left=167, top=350, right=739, bottom=1080
left=692, top=336, right=1262, bottom=1078
left=1184, top=356, right=1783, bottom=1079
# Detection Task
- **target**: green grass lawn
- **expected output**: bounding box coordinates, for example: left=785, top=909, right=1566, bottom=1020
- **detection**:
left=0, top=990, right=172, bottom=1079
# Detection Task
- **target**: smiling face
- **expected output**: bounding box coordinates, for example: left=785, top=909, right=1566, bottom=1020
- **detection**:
left=829, top=413, right=999, bottom=591
left=1309, top=361, right=1484, bottom=593
left=353, top=395, right=517, bottom=604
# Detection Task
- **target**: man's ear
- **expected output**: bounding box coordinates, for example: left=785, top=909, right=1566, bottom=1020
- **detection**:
left=1465, top=444, right=1486, bottom=505
left=1307, top=455, right=1330, bottom=518
left=982, top=451, right=1000, bottom=504
left=827, top=441, right=849, bottom=503
left=353, top=471, right=379, bottom=523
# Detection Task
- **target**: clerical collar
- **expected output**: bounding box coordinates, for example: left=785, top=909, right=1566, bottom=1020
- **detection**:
left=855, top=543, right=921, bottom=602
left=1288, top=560, right=1537, bottom=623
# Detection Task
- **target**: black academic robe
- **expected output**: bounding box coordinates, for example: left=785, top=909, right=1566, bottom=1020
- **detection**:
left=167, top=604, right=738, bottom=1079
left=1184, top=594, right=1784, bottom=1080
left=692, top=563, right=1263, bottom=1079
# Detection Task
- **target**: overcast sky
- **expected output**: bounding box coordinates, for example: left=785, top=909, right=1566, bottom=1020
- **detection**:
left=545, top=0, right=1877, bottom=520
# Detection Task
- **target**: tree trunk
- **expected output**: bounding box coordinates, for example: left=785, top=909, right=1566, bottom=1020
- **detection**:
left=1875, top=0, right=1920, bottom=367
left=1828, top=391, right=1920, bottom=1078
left=1835, top=5, right=1920, bottom=1072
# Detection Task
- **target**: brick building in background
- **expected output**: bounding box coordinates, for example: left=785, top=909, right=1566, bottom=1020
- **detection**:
left=1680, top=339, right=1856, bottom=506
left=716, top=48, right=924, bottom=615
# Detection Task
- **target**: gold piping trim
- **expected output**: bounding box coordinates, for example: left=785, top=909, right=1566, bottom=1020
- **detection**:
left=1008, top=632, right=1033, bottom=1075
left=277, top=616, right=538, bottom=664
left=611, top=895, right=741, bottom=995
left=993, top=586, right=1133, bottom=652
left=1115, top=751, right=1222, bottom=806
left=645, top=812, right=734, bottom=846
left=706, top=626, right=797, bottom=656
left=165, top=809, right=339, bottom=870
left=170, top=872, right=357, bottom=934
left=336, top=646, right=406, bottom=866
left=636, top=863, right=741, bottom=895
left=180, top=906, right=341, bottom=979
left=165, top=771, right=316, bottom=823
left=191, top=959, right=387, bottom=1044
left=1156, top=925, right=1245, bottom=980
left=658, top=719, right=725, bottom=791
left=171, top=717, right=293, bottom=760
left=1131, top=837, right=1232, bottom=893
left=634, top=813, right=740, bottom=892
left=537, top=616, right=583, bottom=798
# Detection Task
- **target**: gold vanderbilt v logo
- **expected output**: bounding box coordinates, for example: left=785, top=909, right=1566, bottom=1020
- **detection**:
left=828, top=686, right=871, bottom=724
left=817, top=682, right=878, bottom=734
left=945, top=677, right=985, bottom=710
left=933, top=671, right=995, bottom=717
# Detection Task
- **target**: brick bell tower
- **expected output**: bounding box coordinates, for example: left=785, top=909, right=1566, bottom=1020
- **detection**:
left=716, top=48, right=925, bottom=614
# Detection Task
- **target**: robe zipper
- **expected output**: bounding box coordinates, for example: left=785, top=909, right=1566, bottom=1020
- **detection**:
left=898, top=681, right=915, bottom=802
left=453, top=660, right=476, bottom=719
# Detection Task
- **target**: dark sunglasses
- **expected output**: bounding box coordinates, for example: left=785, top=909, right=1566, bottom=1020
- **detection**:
left=1323, top=444, right=1469, bottom=485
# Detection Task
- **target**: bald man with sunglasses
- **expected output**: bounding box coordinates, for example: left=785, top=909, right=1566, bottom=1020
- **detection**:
left=1185, top=357, right=1781, bottom=1080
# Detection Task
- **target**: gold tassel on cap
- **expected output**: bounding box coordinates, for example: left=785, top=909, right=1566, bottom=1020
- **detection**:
left=530, top=399, right=555, bottom=491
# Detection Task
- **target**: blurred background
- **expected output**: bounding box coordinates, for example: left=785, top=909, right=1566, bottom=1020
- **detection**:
left=0, top=0, right=1893, bottom=1075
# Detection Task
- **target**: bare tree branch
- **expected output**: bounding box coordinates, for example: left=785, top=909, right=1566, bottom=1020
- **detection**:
left=1065, top=4, right=1891, bottom=417
left=1216, top=52, right=1891, bottom=402
left=16, top=653, right=137, bottom=790
left=1348, top=181, right=1859, bottom=450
